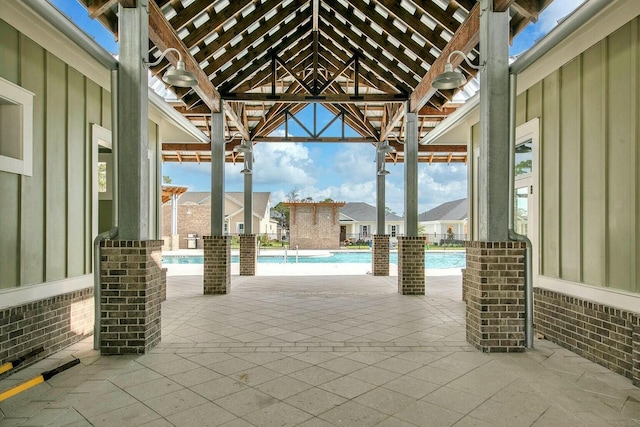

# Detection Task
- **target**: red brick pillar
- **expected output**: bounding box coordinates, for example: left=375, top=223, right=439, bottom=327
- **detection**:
left=372, top=235, right=389, bottom=276
left=240, top=234, right=257, bottom=276
left=203, top=235, right=231, bottom=294
left=397, top=236, right=426, bottom=295
left=465, top=241, right=526, bottom=352
left=100, top=240, right=163, bottom=355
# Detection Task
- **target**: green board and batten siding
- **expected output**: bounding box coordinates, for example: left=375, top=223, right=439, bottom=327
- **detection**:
left=514, top=17, right=640, bottom=293
left=0, top=19, right=110, bottom=289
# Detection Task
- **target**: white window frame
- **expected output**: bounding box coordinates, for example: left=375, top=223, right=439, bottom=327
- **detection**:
left=237, top=222, right=244, bottom=234
left=0, top=77, right=34, bottom=176
left=388, top=224, right=397, bottom=237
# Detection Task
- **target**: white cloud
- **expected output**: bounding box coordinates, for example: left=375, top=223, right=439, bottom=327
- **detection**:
left=253, top=143, right=316, bottom=186
left=332, top=143, right=377, bottom=183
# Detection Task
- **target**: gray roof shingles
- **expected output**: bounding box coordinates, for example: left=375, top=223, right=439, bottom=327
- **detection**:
left=418, top=198, right=467, bottom=222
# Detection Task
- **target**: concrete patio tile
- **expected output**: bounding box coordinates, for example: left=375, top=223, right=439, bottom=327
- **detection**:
left=73, top=389, right=139, bottom=418
left=348, top=365, right=402, bottom=386
left=242, top=401, right=313, bottom=426
left=382, top=375, right=442, bottom=399
left=318, top=400, right=389, bottom=426
left=373, top=355, right=424, bottom=374
left=421, top=385, right=487, bottom=414
left=146, top=358, right=202, bottom=376
left=86, top=402, right=162, bottom=426
left=124, top=377, right=184, bottom=401
left=108, top=366, right=164, bottom=389
left=317, top=356, right=368, bottom=374
left=284, top=388, right=347, bottom=415
left=231, top=366, right=282, bottom=386
left=144, top=388, right=209, bottom=417
left=407, top=364, right=464, bottom=386
left=318, top=376, right=377, bottom=399
left=262, top=356, right=313, bottom=374
left=297, top=417, right=336, bottom=427
left=395, top=400, right=465, bottom=426
left=214, top=388, right=278, bottom=417
left=255, top=375, right=314, bottom=400
left=289, top=365, right=343, bottom=386
left=289, top=351, right=341, bottom=365
left=354, top=387, right=417, bottom=415
left=375, top=416, right=420, bottom=427
left=190, top=375, right=250, bottom=401
left=167, top=365, right=222, bottom=387
left=165, top=402, right=237, bottom=426
left=208, top=357, right=257, bottom=375
left=184, top=351, right=235, bottom=366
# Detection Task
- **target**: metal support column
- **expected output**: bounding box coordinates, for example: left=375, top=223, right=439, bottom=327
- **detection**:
left=478, top=0, right=510, bottom=241
left=171, top=194, right=178, bottom=235
left=117, top=1, right=149, bottom=240
left=244, top=155, right=253, bottom=233
left=404, top=110, right=419, bottom=237
left=210, top=110, right=225, bottom=235
left=376, top=150, right=386, bottom=234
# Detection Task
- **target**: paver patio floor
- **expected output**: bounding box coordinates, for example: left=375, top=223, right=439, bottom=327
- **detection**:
left=1, top=273, right=639, bottom=426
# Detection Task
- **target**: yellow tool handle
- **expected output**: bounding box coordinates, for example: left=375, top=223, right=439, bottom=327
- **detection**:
left=0, top=363, right=13, bottom=375
left=0, top=376, right=44, bottom=402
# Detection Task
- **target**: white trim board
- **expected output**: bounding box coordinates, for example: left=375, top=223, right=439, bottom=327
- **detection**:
left=0, top=275, right=93, bottom=310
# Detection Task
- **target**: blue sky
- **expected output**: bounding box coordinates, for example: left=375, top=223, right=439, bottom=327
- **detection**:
left=50, top=0, right=584, bottom=214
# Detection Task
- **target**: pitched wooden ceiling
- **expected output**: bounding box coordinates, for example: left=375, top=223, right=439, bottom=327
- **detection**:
left=81, top=0, right=551, bottom=163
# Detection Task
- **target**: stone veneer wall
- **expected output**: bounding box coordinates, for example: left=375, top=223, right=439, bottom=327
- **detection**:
left=464, top=241, right=526, bottom=353
left=397, top=236, right=426, bottom=295
left=0, top=289, right=93, bottom=370
left=100, top=240, right=163, bottom=355
left=239, top=235, right=257, bottom=276
left=289, top=205, right=341, bottom=249
left=204, top=235, right=231, bottom=294
left=372, top=235, right=390, bottom=276
left=535, top=288, right=640, bottom=386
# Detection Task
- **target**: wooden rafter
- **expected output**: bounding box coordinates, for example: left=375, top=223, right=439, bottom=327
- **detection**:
left=148, top=0, right=221, bottom=112
left=409, top=3, right=481, bottom=113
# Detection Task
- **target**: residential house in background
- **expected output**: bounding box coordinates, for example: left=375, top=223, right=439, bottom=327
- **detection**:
left=161, top=191, right=277, bottom=249
left=339, top=202, right=404, bottom=245
left=418, top=198, right=468, bottom=244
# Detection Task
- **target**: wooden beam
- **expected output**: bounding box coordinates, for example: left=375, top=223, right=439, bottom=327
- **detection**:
left=87, top=0, right=117, bottom=18
left=380, top=103, right=405, bottom=142
left=409, top=3, right=480, bottom=113
left=224, top=102, right=250, bottom=141
left=148, top=0, right=221, bottom=112
left=221, top=93, right=408, bottom=103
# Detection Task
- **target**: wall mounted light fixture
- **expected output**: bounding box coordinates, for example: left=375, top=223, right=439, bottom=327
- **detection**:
left=432, top=50, right=484, bottom=90
left=145, top=47, right=198, bottom=88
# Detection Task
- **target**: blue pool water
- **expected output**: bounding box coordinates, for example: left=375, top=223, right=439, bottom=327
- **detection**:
left=162, top=251, right=466, bottom=269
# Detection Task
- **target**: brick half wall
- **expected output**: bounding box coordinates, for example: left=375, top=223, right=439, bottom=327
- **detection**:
left=0, top=288, right=93, bottom=371
left=535, top=288, right=639, bottom=386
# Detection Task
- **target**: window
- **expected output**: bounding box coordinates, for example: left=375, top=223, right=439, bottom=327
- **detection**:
left=360, top=225, right=369, bottom=238
left=388, top=224, right=397, bottom=237
left=0, top=77, right=34, bottom=176
left=237, top=223, right=244, bottom=234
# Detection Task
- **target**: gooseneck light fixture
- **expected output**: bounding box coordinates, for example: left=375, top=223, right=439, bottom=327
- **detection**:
left=145, top=47, right=198, bottom=88
left=432, top=50, right=484, bottom=90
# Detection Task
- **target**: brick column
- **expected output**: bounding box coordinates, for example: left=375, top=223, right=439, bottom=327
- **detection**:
left=240, top=234, right=257, bottom=276
left=397, top=236, right=426, bottom=295
left=203, top=235, right=231, bottom=294
left=160, top=267, right=167, bottom=302
left=633, top=315, right=640, bottom=387
left=372, top=235, right=389, bottom=276
left=465, top=241, right=526, bottom=353
left=100, top=240, right=163, bottom=355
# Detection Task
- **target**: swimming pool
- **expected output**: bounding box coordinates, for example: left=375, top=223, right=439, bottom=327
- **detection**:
left=162, top=251, right=466, bottom=269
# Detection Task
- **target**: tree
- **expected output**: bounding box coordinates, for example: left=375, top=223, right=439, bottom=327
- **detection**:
left=286, top=188, right=300, bottom=202
left=162, top=175, right=172, bottom=184
left=271, top=202, right=290, bottom=231
left=385, top=206, right=396, bottom=215
left=303, top=196, right=313, bottom=202
left=321, top=197, right=334, bottom=203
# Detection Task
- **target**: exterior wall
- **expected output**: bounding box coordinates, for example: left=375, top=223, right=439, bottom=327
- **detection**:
left=514, top=15, right=640, bottom=295
left=289, top=205, right=341, bottom=249
left=0, top=289, right=93, bottom=366
left=0, top=18, right=110, bottom=290
left=535, top=288, right=639, bottom=384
